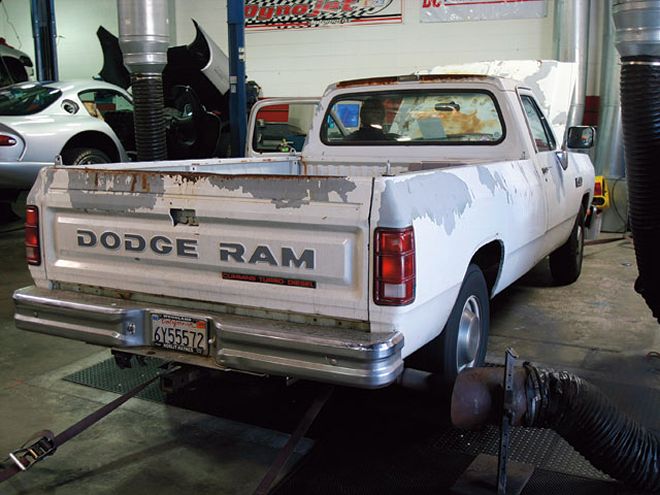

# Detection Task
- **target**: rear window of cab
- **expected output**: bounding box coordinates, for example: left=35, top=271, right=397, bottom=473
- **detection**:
left=321, top=90, right=505, bottom=146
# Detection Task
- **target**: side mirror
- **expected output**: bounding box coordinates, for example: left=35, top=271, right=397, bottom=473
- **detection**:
left=566, top=126, right=596, bottom=149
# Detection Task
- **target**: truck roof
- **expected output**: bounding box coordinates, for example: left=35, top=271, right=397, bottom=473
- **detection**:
left=332, top=73, right=522, bottom=92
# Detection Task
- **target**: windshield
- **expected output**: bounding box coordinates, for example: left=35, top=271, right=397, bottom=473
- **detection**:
left=322, top=90, right=505, bottom=145
left=0, top=84, right=62, bottom=115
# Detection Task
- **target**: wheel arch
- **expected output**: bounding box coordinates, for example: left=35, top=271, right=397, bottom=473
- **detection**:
left=61, top=131, right=120, bottom=163
left=469, top=239, right=504, bottom=297
left=581, top=193, right=591, bottom=218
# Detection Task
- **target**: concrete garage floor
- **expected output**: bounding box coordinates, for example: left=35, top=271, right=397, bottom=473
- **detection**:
left=1, top=215, right=659, bottom=494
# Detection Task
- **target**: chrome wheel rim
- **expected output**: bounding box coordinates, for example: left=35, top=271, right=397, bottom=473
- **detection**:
left=456, top=295, right=482, bottom=372
left=576, top=223, right=584, bottom=265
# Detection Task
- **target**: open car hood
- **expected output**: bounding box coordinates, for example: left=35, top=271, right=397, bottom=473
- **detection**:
left=97, top=20, right=230, bottom=116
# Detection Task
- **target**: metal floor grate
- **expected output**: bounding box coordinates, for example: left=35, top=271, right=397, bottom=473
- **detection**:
left=63, top=356, right=167, bottom=403
left=64, top=358, right=659, bottom=494
left=433, top=425, right=610, bottom=481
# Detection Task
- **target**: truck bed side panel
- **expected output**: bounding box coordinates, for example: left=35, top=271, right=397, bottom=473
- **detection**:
left=369, top=160, right=549, bottom=355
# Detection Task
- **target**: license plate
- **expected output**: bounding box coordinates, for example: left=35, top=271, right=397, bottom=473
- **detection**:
left=151, top=313, right=209, bottom=356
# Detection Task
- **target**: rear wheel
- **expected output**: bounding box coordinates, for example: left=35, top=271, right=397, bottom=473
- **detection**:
left=549, top=206, right=585, bottom=285
left=406, top=264, right=490, bottom=383
left=62, top=147, right=112, bottom=165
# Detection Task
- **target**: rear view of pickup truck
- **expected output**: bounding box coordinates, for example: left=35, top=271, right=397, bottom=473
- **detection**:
left=14, top=74, right=595, bottom=388
left=15, top=157, right=402, bottom=387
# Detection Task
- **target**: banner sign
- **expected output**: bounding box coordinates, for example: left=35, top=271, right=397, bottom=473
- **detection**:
left=245, top=0, right=403, bottom=31
left=421, top=0, right=547, bottom=23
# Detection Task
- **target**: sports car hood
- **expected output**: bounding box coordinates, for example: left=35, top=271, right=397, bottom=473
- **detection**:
left=97, top=20, right=229, bottom=115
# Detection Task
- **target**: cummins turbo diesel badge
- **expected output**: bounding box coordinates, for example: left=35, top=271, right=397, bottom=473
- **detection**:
left=222, top=272, right=317, bottom=289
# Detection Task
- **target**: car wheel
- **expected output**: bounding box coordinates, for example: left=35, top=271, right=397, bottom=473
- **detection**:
left=549, top=205, right=585, bottom=285
left=406, top=264, right=490, bottom=383
left=62, top=147, right=112, bottom=165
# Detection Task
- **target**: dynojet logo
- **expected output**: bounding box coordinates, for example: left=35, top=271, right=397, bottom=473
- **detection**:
left=75, top=229, right=315, bottom=269
left=245, top=0, right=400, bottom=30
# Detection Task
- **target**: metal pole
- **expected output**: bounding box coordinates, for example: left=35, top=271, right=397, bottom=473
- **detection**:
left=227, top=0, right=247, bottom=157
left=30, top=0, right=58, bottom=81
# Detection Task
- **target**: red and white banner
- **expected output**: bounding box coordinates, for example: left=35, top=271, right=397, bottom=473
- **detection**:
left=421, top=0, right=547, bottom=23
left=245, top=0, right=403, bottom=31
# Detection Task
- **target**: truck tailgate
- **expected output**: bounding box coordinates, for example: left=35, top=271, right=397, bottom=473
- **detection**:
left=35, top=167, right=373, bottom=321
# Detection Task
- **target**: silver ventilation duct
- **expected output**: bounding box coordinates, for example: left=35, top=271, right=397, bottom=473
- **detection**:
left=614, top=0, right=660, bottom=58
left=553, top=0, right=590, bottom=128
left=595, top=1, right=625, bottom=178
left=117, top=0, right=170, bottom=162
left=596, top=1, right=628, bottom=233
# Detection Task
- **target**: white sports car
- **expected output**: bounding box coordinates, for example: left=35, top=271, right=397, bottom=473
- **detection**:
left=0, top=79, right=134, bottom=190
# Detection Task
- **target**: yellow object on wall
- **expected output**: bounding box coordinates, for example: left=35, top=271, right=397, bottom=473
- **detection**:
left=592, top=175, right=610, bottom=210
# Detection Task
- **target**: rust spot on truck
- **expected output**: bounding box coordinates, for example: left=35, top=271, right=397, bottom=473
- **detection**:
left=63, top=167, right=356, bottom=211
left=336, top=73, right=493, bottom=89
left=115, top=290, right=133, bottom=300
left=65, top=169, right=167, bottom=212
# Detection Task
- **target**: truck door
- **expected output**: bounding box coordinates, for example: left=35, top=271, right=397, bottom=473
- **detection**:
left=246, top=98, right=319, bottom=158
left=519, top=92, right=574, bottom=234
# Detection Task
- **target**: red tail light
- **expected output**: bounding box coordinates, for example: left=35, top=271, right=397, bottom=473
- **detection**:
left=0, top=134, right=17, bottom=146
left=594, top=180, right=603, bottom=197
left=25, top=205, right=41, bottom=265
left=374, top=226, right=415, bottom=305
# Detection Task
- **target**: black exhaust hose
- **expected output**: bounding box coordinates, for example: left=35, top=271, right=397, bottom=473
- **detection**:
left=132, top=75, right=167, bottom=162
left=526, top=365, right=660, bottom=492
left=619, top=56, right=660, bottom=322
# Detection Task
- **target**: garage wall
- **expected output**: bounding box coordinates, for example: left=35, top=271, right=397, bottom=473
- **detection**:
left=0, top=1, right=34, bottom=63
left=175, top=1, right=556, bottom=97
left=55, top=0, right=119, bottom=80
left=0, top=0, right=119, bottom=81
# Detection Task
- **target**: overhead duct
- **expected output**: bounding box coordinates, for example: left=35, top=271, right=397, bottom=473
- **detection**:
left=117, top=0, right=169, bottom=162
left=596, top=0, right=628, bottom=233
left=613, top=0, right=660, bottom=322
left=553, top=0, right=590, bottom=128
left=595, top=1, right=625, bottom=178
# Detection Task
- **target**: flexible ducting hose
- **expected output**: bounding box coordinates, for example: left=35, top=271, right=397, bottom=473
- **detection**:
left=525, top=365, right=660, bottom=492
left=117, top=0, right=169, bottom=163
left=613, top=1, right=660, bottom=322
left=619, top=58, right=660, bottom=322
left=131, top=75, right=168, bottom=162
left=452, top=365, right=660, bottom=492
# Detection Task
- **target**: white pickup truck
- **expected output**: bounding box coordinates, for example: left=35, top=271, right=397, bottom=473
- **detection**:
left=13, top=74, right=595, bottom=387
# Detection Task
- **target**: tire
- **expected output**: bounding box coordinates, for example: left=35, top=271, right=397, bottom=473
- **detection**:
left=549, top=206, right=585, bottom=285
left=61, top=147, right=112, bottom=165
left=406, top=264, right=490, bottom=383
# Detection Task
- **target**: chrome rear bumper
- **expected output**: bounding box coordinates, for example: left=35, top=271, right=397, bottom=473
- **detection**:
left=13, top=286, right=403, bottom=389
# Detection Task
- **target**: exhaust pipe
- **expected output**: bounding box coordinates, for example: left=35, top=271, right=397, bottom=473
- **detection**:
left=613, top=0, right=660, bottom=322
left=452, top=366, right=660, bottom=492
left=117, top=0, right=169, bottom=162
